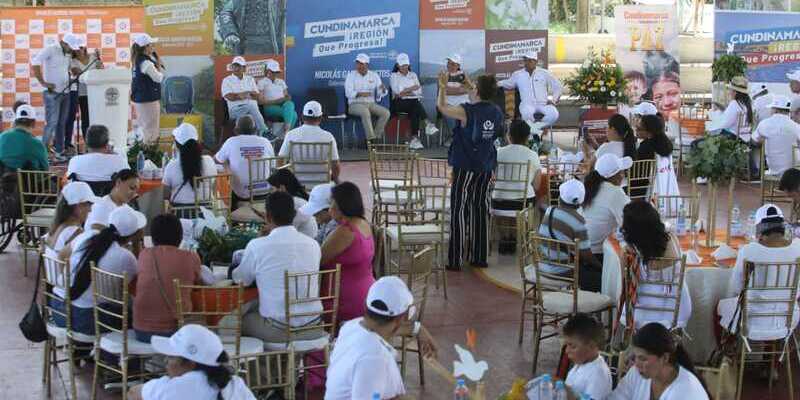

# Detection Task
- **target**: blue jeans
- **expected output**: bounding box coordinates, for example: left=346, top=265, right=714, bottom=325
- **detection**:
left=229, top=102, right=268, bottom=134
left=63, top=91, right=79, bottom=149
left=135, top=329, right=174, bottom=343
left=49, top=297, right=95, bottom=336
left=43, top=91, right=70, bottom=153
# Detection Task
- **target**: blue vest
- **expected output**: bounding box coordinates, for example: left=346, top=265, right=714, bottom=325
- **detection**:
left=131, top=56, right=161, bottom=103
left=448, top=102, right=503, bottom=172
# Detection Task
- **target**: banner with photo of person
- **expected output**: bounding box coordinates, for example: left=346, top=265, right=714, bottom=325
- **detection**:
left=420, top=0, right=485, bottom=29
left=485, top=29, right=547, bottom=80
left=144, top=0, right=214, bottom=56
left=419, top=29, right=485, bottom=118
left=485, top=0, right=548, bottom=30
left=614, top=5, right=681, bottom=120
left=214, top=0, right=285, bottom=55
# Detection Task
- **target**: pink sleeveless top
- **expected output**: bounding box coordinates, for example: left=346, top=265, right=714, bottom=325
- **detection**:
left=322, top=220, right=375, bottom=325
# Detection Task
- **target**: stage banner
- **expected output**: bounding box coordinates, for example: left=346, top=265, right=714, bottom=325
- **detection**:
left=714, top=10, right=800, bottom=88
left=485, top=29, right=547, bottom=80
left=420, top=0, right=485, bottom=29
left=419, top=29, right=485, bottom=118
left=0, top=6, right=145, bottom=132
left=144, top=0, right=213, bottom=56
left=485, top=0, right=549, bottom=30
left=214, top=0, right=285, bottom=56
left=285, top=0, right=420, bottom=116
left=614, top=5, right=681, bottom=121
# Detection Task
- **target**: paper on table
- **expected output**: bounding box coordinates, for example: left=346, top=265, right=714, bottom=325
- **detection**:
left=711, top=244, right=738, bottom=261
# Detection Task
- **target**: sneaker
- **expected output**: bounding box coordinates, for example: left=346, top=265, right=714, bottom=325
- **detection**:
left=409, top=137, right=424, bottom=150
left=425, top=122, right=439, bottom=136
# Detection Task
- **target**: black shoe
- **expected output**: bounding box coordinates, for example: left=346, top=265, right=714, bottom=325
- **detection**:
left=470, top=262, right=488, bottom=269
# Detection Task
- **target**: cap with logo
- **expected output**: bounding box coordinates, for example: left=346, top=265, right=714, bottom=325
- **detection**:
left=559, top=178, right=585, bottom=205
left=133, top=33, right=157, bottom=48
left=299, top=183, right=334, bottom=216
left=355, top=53, right=370, bottom=64
left=302, top=101, right=323, bottom=118
left=595, top=154, right=633, bottom=179
left=61, top=182, right=100, bottom=205
left=172, top=123, right=198, bottom=145
left=15, top=104, right=36, bottom=121
left=151, top=324, right=224, bottom=367
left=108, top=205, right=147, bottom=237
left=366, top=276, right=414, bottom=317
left=769, top=95, right=792, bottom=110
left=446, top=54, right=462, bottom=65
left=230, top=56, right=247, bottom=66
left=266, top=59, right=281, bottom=72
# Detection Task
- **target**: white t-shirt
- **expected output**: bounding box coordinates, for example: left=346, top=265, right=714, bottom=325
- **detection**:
left=84, top=195, right=124, bottom=231
left=595, top=141, right=625, bottom=159
left=753, top=113, right=800, bottom=176
left=67, top=153, right=130, bottom=182
left=221, top=74, right=259, bottom=112
left=257, top=77, right=288, bottom=102
left=214, top=135, right=275, bottom=199
left=493, top=144, right=540, bottom=199
left=293, top=197, right=319, bottom=239
left=142, top=370, right=255, bottom=400
left=32, top=44, right=72, bottom=93
left=583, top=182, right=630, bottom=253
left=325, top=318, right=405, bottom=400
left=44, top=225, right=82, bottom=260
left=162, top=155, right=218, bottom=204
left=608, top=366, right=709, bottom=400
left=565, top=355, right=613, bottom=400
left=279, top=124, right=340, bottom=187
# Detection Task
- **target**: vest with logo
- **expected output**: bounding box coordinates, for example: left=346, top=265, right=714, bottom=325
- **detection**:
left=448, top=102, right=503, bottom=173
left=131, top=55, right=161, bottom=103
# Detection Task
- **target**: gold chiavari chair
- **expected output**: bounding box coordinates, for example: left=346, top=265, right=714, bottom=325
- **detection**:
left=540, top=160, right=583, bottom=207
left=489, top=160, right=532, bottom=254
left=369, top=149, right=417, bottom=227
left=626, top=159, right=657, bottom=201
left=395, top=246, right=434, bottom=385
left=230, top=156, right=288, bottom=224
left=516, top=205, right=540, bottom=345
left=18, top=169, right=60, bottom=275
left=230, top=349, right=297, bottom=400
left=287, top=142, right=333, bottom=190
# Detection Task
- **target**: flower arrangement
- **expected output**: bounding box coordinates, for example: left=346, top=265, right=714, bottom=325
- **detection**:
left=564, top=48, right=628, bottom=106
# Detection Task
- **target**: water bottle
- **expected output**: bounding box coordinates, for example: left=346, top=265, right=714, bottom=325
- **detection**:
left=579, top=394, right=592, bottom=400
left=539, top=374, right=554, bottom=400
left=548, top=147, right=558, bottom=164
left=372, top=393, right=381, bottom=400
left=136, top=150, right=145, bottom=173
left=746, top=211, right=757, bottom=241
left=161, top=152, right=169, bottom=171
left=454, top=378, right=469, bottom=400
left=676, top=203, right=687, bottom=236
left=554, top=380, right=567, bottom=400
left=731, top=205, right=742, bottom=237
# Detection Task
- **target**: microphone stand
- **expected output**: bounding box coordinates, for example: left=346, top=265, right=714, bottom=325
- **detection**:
left=53, top=56, right=102, bottom=99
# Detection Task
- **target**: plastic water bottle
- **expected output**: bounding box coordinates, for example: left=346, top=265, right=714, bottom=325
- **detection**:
left=554, top=380, right=568, bottom=400
left=746, top=211, right=757, bottom=241
left=454, top=378, right=469, bottom=400
left=372, top=393, right=381, bottom=400
left=539, top=374, right=554, bottom=400
left=731, top=205, right=742, bottom=237
left=676, top=203, right=687, bottom=236
left=136, top=150, right=145, bottom=173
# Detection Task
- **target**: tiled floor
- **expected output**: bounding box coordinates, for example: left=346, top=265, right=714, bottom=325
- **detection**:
left=1, top=160, right=798, bottom=399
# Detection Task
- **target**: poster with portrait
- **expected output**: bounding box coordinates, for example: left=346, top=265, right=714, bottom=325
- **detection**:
left=144, top=0, right=214, bottom=56
left=214, top=0, right=285, bottom=55
left=614, top=5, right=681, bottom=120
left=485, top=30, right=547, bottom=80
left=419, top=29, right=485, bottom=118
left=419, top=0, right=485, bottom=29
left=485, top=0, right=548, bottom=30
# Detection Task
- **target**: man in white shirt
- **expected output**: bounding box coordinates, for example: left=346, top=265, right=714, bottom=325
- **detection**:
left=752, top=95, right=800, bottom=177
left=493, top=120, right=541, bottom=208
left=499, top=51, right=562, bottom=128
left=257, top=59, right=297, bottom=138
left=233, top=191, right=326, bottom=343
left=325, top=276, right=438, bottom=400
left=750, top=84, right=773, bottom=125
left=214, top=115, right=275, bottom=205
left=221, top=56, right=269, bottom=136
left=279, top=101, right=340, bottom=185
left=789, top=69, right=800, bottom=123
left=32, top=33, right=82, bottom=161
left=345, top=53, right=390, bottom=142
left=67, top=125, right=130, bottom=185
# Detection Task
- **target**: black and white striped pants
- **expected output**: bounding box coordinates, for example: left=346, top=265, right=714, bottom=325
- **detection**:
left=448, top=168, right=493, bottom=269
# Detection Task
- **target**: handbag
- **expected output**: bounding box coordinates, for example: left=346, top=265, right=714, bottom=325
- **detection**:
left=19, top=258, right=47, bottom=342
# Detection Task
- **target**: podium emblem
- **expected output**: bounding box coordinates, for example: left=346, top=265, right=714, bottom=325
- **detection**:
left=105, top=87, right=120, bottom=106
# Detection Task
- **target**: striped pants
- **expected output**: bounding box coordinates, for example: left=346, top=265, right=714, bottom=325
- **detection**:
left=448, top=168, right=493, bottom=269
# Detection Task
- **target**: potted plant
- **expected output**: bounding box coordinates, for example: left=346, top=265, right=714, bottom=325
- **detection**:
left=711, top=54, right=747, bottom=108
left=195, top=225, right=259, bottom=265
left=685, top=134, right=748, bottom=246
left=564, top=47, right=629, bottom=108
left=127, top=140, right=165, bottom=170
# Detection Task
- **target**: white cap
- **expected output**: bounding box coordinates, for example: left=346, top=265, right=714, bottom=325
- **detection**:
left=631, top=101, right=658, bottom=116
left=15, top=104, right=36, bottom=120
left=151, top=324, right=224, bottom=367
left=559, top=178, right=585, bottom=205
left=355, top=53, right=370, bottom=64
left=108, top=205, right=147, bottom=237
left=366, top=276, right=414, bottom=317
left=522, top=51, right=539, bottom=60
left=754, top=203, right=784, bottom=225
left=132, top=33, right=157, bottom=48
left=595, top=154, right=633, bottom=179
left=300, top=183, right=334, bottom=216
left=302, top=101, right=323, bottom=118
left=446, top=54, right=462, bottom=65
left=396, top=53, right=410, bottom=66
left=61, top=33, right=82, bottom=50
left=61, top=182, right=100, bottom=205
left=769, top=94, right=792, bottom=110
left=172, top=122, right=198, bottom=145
left=786, top=69, right=800, bottom=81
left=749, top=84, right=768, bottom=97
left=266, top=59, right=281, bottom=72
left=230, top=56, right=247, bottom=66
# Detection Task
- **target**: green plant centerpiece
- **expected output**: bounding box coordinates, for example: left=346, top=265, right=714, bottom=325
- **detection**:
left=685, top=134, right=749, bottom=246
left=127, top=140, right=165, bottom=169
left=564, top=48, right=629, bottom=107
left=196, top=224, right=260, bottom=265
left=711, top=54, right=747, bottom=108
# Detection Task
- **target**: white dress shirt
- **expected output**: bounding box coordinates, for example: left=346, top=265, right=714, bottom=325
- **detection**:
left=499, top=67, right=562, bottom=105
left=257, top=77, right=288, bottom=102
left=753, top=113, right=800, bottom=176
left=221, top=74, right=259, bottom=112
left=344, top=70, right=384, bottom=104
left=32, top=44, right=72, bottom=93
left=390, top=71, right=422, bottom=99
left=583, top=182, right=629, bottom=254
left=233, top=225, right=322, bottom=325
left=608, top=366, right=709, bottom=400
left=67, top=152, right=130, bottom=182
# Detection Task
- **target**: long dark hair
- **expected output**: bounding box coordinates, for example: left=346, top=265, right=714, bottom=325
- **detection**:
left=582, top=170, right=611, bottom=208
left=178, top=139, right=202, bottom=189
left=622, top=201, right=669, bottom=263
left=267, top=169, right=308, bottom=200
left=633, top=322, right=709, bottom=396
left=734, top=91, right=754, bottom=126
left=131, top=43, right=149, bottom=66
left=51, top=197, right=78, bottom=232
left=639, top=115, right=673, bottom=158
left=608, top=114, right=636, bottom=159
left=70, top=225, right=132, bottom=298
left=331, top=181, right=365, bottom=218
left=194, top=351, right=233, bottom=400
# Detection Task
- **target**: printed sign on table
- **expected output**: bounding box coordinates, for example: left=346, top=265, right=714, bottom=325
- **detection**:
left=420, top=0, right=485, bottom=29
left=144, top=0, right=213, bottom=56
left=485, top=30, right=547, bottom=80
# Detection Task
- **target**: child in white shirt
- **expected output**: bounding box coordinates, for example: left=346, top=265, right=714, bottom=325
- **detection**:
left=562, top=313, right=613, bottom=400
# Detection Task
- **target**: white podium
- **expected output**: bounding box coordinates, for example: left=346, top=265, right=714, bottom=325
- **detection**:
left=84, top=68, right=132, bottom=155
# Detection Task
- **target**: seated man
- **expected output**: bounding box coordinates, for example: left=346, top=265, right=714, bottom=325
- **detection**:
left=499, top=51, right=561, bottom=128
left=752, top=95, right=800, bottom=177
left=214, top=115, right=275, bottom=207
left=66, top=125, right=130, bottom=185
left=345, top=53, right=390, bottom=143
left=221, top=56, right=268, bottom=136
left=0, top=104, right=49, bottom=172
left=279, top=101, right=341, bottom=187
left=257, top=59, right=297, bottom=138
left=232, top=191, right=326, bottom=343
left=299, top=182, right=338, bottom=245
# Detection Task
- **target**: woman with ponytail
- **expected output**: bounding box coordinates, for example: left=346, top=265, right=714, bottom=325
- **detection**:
left=582, top=154, right=631, bottom=264
left=45, top=182, right=99, bottom=261
left=128, top=324, right=255, bottom=400
left=162, top=123, right=217, bottom=211
left=609, top=322, right=709, bottom=399
left=583, top=114, right=637, bottom=166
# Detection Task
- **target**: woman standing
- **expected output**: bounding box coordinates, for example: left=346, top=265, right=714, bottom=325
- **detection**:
left=68, top=45, right=103, bottom=152
left=390, top=53, right=436, bottom=150
left=131, top=33, right=163, bottom=145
